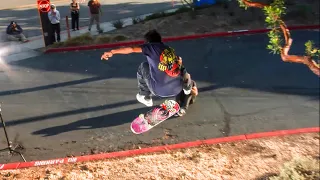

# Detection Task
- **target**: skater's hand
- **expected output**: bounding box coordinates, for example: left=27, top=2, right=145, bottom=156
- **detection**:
left=101, top=51, right=113, bottom=60
left=177, top=56, right=182, bottom=65
left=191, top=86, right=198, bottom=96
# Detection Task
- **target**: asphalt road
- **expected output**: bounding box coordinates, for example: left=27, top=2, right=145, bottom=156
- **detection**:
left=0, top=0, right=180, bottom=39
left=0, top=30, right=319, bottom=163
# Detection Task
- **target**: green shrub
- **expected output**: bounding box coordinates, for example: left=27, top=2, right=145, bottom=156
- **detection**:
left=112, top=34, right=128, bottom=42
left=132, top=17, right=143, bottom=24
left=63, top=33, right=94, bottom=46
left=144, top=12, right=167, bottom=21
left=270, top=157, right=320, bottom=180
left=94, top=35, right=111, bottom=44
left=175, top=6, right=192, bottom=13
left=49, top=42, right=64, bottom=48
left=112, top=20, right=124, bottom=29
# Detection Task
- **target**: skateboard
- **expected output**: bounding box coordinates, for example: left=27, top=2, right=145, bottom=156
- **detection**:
left=130, top=100, right=180, bottom=134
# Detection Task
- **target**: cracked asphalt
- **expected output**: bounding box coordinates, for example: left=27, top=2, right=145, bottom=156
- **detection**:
left=0, top=30, right=319, bottom=163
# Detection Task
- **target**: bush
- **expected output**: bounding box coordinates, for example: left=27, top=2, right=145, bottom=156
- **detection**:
left=94, top=35, right=111, bottom=44
left=49, top=42, right=64, bottom=48
left=144, top=12, right=167, bottom=21
left=63, top=33, right=94, bottom=46
left=175, top=6, right=192, bottom=13
left=112, top=34, right=128, bottom=42
left=48, top=33, right=129, bottom=48
left=132, top=17, right=143, bottom=24
left=94, top=34, right=128, bottom=44
left=112, top=20, right=124, bottom=29
left=270, top=157, right=320, bottom=180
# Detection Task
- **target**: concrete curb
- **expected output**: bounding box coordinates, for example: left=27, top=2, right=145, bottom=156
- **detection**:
left=44, top=25, right=320, bottom=53
left=0, top=127, right=319, bottom=170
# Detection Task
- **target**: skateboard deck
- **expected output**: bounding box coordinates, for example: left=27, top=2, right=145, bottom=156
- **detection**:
left=131, top=100, right=180, bottom=134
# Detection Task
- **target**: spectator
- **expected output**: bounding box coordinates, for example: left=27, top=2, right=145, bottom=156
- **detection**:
left=6, top=21, right=28, bottom=42
left=48, top=4, right=61, bottom=42
left=87, top=0, right=103, bottom=33
left=70, top=0, right=80, bottom=31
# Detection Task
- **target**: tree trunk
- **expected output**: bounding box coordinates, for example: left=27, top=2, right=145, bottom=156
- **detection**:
left=240, top=0, right=320, bottom=76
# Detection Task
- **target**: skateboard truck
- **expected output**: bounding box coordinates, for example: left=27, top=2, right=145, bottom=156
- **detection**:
left=0, top=103, right=26, bottom=162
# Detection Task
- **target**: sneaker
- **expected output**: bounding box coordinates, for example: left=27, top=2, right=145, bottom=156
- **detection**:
left=176, top=108, right=186, bottom=117
left=136, top=93, right=153, bottom=107
left=183, top=88, right=191, bottom=95
left=183, top=82, right=192, bottom=95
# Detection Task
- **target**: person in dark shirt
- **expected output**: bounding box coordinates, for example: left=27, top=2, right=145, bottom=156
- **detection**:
left=87, top=0, right=103, bottom=33
left=70, top=0, right=80, bottom=31
left=101, top=29, right=192, bottom=107
left=6, top=21, right=28, bottom=42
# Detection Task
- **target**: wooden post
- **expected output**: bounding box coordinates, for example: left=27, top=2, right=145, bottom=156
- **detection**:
left=66, top=16, right=71, bottom=39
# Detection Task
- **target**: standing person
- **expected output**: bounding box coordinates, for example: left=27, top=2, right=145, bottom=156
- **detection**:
left=101, top=29, right=192, bottom=107
left=70, top=0, right=80, bottom=31
left=6, top=21, right=28, bottom=42
left=48, top=4, right=61, bottom=42
left=87, top=0, right=103, bottom=33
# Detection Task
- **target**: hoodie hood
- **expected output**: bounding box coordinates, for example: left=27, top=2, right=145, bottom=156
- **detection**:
left=50, top=4, right=57, bottom=12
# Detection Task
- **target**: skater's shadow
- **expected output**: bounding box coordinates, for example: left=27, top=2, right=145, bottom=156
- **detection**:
left=32, top=106, right=178, bottom=137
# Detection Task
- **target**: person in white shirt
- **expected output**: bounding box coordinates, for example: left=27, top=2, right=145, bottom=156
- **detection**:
left=48, top=4, right=61, bottom=42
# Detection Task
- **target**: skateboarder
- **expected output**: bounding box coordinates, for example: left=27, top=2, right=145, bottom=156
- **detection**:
left=101, top=29, right=192, bottom=107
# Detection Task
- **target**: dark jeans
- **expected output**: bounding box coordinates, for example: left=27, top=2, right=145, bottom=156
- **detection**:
left=175, top=80, right=196, bottom=109
left=137, top=62, right=155, bottom=98
left=71, top=12, right=79, bottom=30
left=51, top=23, right=61, bottom=42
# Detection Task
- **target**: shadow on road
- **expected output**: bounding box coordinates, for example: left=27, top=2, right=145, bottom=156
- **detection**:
left=31, top=106, right=150, bottom=137
left=0, top=76, right=109, bottom=96
left=4, top=84, right=220, bottom=127
left=5, top=100, right=138, bottom=127
left=1, top=30, right=319, bottom=136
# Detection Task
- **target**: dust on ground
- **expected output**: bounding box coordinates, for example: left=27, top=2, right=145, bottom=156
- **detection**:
left=105, top=0, right=319, bottom=41
left=1, top=133, right=319, bottom=180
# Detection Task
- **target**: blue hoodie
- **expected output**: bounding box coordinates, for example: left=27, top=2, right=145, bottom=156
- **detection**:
left=6, top=21, right=23, bottom=35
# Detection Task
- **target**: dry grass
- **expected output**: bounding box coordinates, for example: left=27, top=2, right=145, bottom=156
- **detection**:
left=0, top=133, right=319, bottom=180
left=48, top=33, right=129, bottom=48
left=111, top=20, right=125, bottom=29
left=106, top=0, right=319, bottom=41
left=270, top=157, right=320, bottom=180
left=47, top=0, right=319, bottom=48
